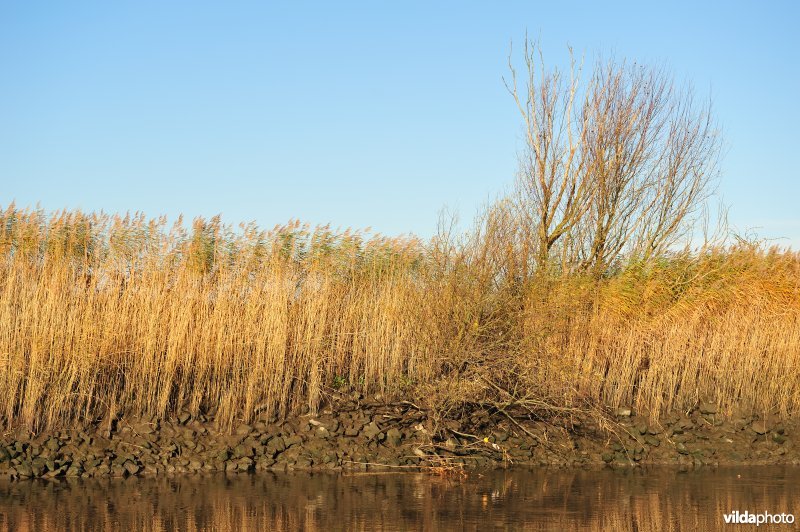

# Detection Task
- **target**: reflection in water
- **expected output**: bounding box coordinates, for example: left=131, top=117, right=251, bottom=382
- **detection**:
left=1, top=467, right=798, bottom=531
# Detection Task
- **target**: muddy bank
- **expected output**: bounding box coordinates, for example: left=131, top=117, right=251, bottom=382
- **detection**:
left=1, top=397, right=799, bottom=480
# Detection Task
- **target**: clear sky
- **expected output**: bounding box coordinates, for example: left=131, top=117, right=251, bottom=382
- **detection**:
left=1, top=1, right=798, bottom=246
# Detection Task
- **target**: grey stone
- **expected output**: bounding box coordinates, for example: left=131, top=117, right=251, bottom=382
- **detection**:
left=773, top=433, right=788, bottom=444
left=295, top=457, right=313, bottom=468
left=134, top=422, right=156, bottom=434
left=233, top=444, right=255, bottom=458
left=645, top=435, right=661, bottom=447
left=267, top=437, right=286, bottom=454
left=386, top=428, right=402, bottom=446
left=494, top=431, right=509, bottom=442
left=237, top=457, right=254, bottom=471
left=235, top=424, right=253, bottom=436
left=284, top=435, right=303, bottom=448
left=216, top=448, right=231, bottom=461
left=123, top=460, right=140, bottom=475
left=362, top=422, right=381, bottom=439
left=14, top=462, right=32, bottom=477
left=30, top=458, right=46, bottom=477
left=699, top=402, right=718, bottom=415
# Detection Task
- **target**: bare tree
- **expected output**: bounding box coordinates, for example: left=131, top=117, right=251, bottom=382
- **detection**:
left=500, top=39, right=721, bottom=278
left=504, top=41, right=595, bottom=275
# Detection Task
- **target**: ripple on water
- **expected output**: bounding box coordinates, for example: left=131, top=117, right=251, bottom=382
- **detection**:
left=1, top=467, right=798, bottom=531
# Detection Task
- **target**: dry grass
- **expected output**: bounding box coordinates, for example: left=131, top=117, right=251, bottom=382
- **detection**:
left=517, top=246, right=800, bottom=418
left=0, top=204, right=798, bottom=431
left=0, top=206, right=441, bottom=431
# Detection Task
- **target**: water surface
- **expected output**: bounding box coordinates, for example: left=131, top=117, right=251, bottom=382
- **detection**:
left=1, top=467, right=798, bottom=530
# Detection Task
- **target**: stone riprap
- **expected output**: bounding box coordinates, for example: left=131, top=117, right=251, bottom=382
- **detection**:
left=1, top=398, right=798, bottom=480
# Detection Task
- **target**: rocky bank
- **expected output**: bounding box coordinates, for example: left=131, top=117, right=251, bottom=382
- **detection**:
left=2, top=396, right=799, bottom=480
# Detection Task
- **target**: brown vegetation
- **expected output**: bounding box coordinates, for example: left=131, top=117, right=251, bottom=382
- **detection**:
left=0, top=43, right=797, bottom=433
left=0, top=205, right=797, bottom=433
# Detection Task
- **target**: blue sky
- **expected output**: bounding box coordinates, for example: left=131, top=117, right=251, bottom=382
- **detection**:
left=1, top=1, right=798, bottom=246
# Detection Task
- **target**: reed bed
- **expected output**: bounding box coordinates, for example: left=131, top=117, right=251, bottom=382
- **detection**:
left=0, top=204, right=798, bottom=431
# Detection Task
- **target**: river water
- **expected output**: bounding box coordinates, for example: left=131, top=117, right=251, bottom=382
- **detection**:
left=1, top=467, right=798, bottom=530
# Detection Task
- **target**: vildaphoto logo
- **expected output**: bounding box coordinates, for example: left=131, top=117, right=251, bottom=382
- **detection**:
left=723, top=510, right=795, bottom=526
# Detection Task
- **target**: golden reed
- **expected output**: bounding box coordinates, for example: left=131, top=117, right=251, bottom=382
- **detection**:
left=0, top=204, right=798, bottom=432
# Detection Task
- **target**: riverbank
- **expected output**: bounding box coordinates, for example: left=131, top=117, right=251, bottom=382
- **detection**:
left=3, top=208, right=799, bottom=440
left=2, top=394, right=798, bottom=480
